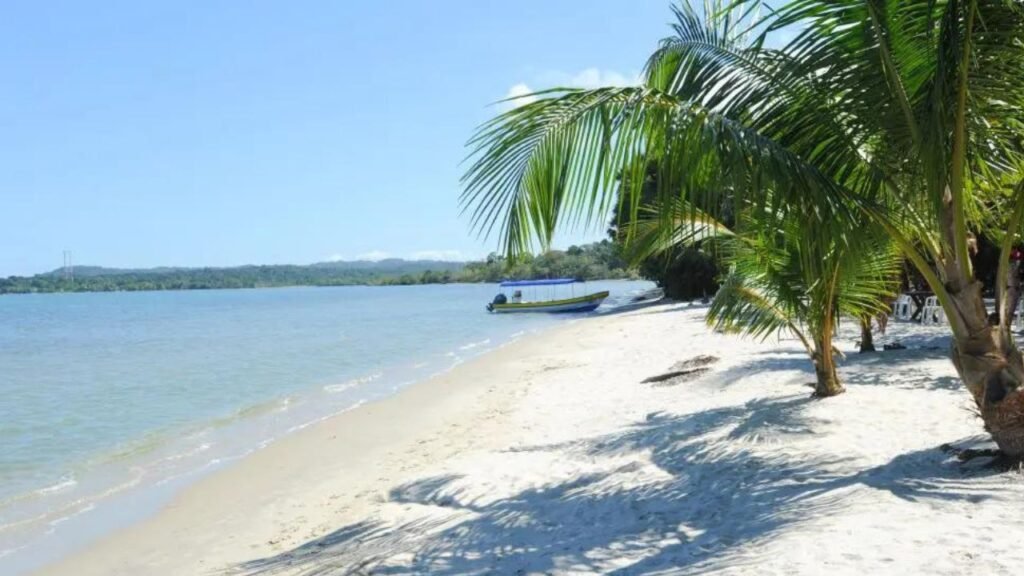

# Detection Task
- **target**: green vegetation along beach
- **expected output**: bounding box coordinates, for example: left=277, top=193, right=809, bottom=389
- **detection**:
left=0, top=241, right=633, bottom=295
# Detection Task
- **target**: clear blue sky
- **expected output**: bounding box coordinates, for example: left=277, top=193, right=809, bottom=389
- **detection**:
left=0, top=1, right=675, bottom=276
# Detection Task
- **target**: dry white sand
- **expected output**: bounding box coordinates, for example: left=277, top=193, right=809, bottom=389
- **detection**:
left=38, top=302, right=1024, bottom=575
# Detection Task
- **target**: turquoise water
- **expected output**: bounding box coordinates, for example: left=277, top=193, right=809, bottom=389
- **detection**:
left=0, top=280, right=653, bottom=573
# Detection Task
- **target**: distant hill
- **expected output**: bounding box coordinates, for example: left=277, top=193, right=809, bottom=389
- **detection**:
left=40, top=265, right=191, bottom=277
left=308, top=258, right=467, bottom=272
left=3, top=241, right=634, bottom=295
left=42, top=259, right=466, bottom=278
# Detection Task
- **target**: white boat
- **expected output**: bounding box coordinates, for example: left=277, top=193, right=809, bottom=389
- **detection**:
left=486, top=279, right=609, bottom=313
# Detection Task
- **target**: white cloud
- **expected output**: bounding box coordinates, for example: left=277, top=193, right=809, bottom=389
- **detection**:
left=500, top=68, right=640, bottom=111
left=561, top=67, right=639, bottom=89
left=356, top=250, right=391, bottom=261
left=326, top=254, right=345, bottom=262
left=410, top=250, right=465, bottom=261
left=500, top=82, right=539, bottom=110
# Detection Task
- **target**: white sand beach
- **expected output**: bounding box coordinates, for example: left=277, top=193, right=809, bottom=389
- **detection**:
left=38, top=302, right=1024, bottom=575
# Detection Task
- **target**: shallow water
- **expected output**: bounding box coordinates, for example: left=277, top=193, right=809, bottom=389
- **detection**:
left=0, top=280, right=653, bottom=573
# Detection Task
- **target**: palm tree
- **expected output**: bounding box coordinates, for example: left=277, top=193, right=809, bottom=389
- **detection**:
left=626, top=196, right=900, bottom=397
left=712, top=217, right=901, bottom=396
left=461, top=1, right=1024, bottom=456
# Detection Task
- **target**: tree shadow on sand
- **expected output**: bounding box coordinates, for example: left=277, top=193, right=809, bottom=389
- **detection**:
left=709, top=352, right=812, bottom=390
left=620, top=302, right=710, bottom=317
left=707, top=343, right=961, bottom=394
left=838, top=347, right=962, bottom=392
left=234, top=393, right=1002, bottom=576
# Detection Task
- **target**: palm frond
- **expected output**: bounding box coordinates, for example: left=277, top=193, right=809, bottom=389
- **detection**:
left=707, top=269, right=813, bottom=355
left=462, top=84, right=854, bottom=259
left=619, top=196, right=734, bottom=265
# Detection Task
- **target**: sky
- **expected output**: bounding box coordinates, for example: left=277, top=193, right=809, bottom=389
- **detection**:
left=0, top=1, right=675, bottom=276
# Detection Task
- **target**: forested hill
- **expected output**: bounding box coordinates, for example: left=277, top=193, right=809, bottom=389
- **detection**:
left=1, top=241, right=634, bottom=294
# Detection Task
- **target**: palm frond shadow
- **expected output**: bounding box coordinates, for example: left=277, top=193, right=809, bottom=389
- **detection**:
left=591, top=299, right=681, bottom=317
left=861, top=325, right=954, bottom=351
left=840, top=348, right=962, bottom=392
left=234, top=394, right=999, bottom=576
left=628, top=302, right=712, bottom=317
left=706, top=338, right=960, bottom=394
left=709, top=351, right=811, bottom=389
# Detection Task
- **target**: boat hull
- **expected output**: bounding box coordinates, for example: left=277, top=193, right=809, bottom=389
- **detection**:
left=488, top=291, right=609, bottom=314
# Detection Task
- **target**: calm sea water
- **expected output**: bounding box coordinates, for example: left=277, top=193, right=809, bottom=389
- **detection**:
left=0, top=280, right=653, bottom=573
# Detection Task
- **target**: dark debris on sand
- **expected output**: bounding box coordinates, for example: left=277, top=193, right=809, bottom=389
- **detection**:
left=641, top=355, right=720, bottom=387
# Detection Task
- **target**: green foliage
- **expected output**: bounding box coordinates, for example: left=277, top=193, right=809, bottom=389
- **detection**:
left=0, top=242, right=633, bottom=295
left=455, top=241, right=632, bottom=285
left=707, top=214, right=903, bottom=356
left=459, top=0, right=924, bottom=390
left=636, top=248, right=719, bottom=301
left=460, top=0, right=1024, bottom=289
left=460, top=0, right=1024, bottom=327
left=609, top=162, right=723, bottom=301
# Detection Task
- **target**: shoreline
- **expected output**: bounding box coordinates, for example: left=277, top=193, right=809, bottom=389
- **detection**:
left=33, top=302, right=1024, bottom=575
left=4, top=326, right=549, bottom=574
left=32, top=303, right=606, bottom=575
left=0, top=273, right=640, bottom=297
left=2, top=281, right=652, bottom=575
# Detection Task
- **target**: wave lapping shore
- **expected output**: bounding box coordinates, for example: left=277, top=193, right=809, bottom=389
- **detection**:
left=37, top=303, right=1024, bottom=575
left=1, top=281, right=659, bottom=574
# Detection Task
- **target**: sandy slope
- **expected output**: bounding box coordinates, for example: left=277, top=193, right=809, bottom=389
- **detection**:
left=39, top=303, right=1024, bottom=575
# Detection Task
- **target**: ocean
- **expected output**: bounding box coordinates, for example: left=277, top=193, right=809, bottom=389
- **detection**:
left=0, top=280, right=654, bottom=573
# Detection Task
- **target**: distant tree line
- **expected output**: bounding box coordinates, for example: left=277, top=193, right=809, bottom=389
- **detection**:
left=0, top=242, right=634, bottom=295
left=444, top=241, right=633, bottom=285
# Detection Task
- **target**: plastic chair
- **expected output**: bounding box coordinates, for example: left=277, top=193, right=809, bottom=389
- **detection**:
left=894, top=294, right=913, bottom=320
left=921, top=296, right=943, bottom=325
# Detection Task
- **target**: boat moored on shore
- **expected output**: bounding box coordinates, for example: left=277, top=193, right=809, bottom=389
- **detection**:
left=486, top=279, right=609, bottom=313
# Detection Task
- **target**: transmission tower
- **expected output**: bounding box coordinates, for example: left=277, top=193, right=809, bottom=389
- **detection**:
left=63, top=250, right=74, bottom=283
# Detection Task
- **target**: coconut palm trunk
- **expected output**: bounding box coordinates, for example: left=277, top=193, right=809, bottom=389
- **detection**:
left=812, top=255, right=846, bottom=397
left=943, top=267, right=1024, bottom=457
left=813, top=330, right=844, bottom=397
left=858, top=316, right=876, bottom=354
left=948, top=298, right=1024, bottom=456
left=907, top=177, right=1024, bottom=457
left=1008, top=259, right=1021, bottom=327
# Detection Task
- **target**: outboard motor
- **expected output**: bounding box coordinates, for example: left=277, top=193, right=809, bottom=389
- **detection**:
left=486, top=293, right=508, bottom=312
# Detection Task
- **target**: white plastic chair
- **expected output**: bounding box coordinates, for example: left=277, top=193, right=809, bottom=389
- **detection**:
left=921, top=296, right=942, bottom=325
left=893, top=294, right=913, bottom=320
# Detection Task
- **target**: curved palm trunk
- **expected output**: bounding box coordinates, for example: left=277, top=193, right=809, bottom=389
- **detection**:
left=927, top=176, right=1024, bottom=458
left=811, top=327, right=844, bottom=397
left=859, top=315, right=876, bottom=353
left=946, top=281, right=1024, bottom=458
left=806, top=260, right=846, bottom=398
left=787, top=320, right=843, bottom=398
left=1008, top=260, right=1021, bottom=326
left=812, top=352, right=844, bottom=397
